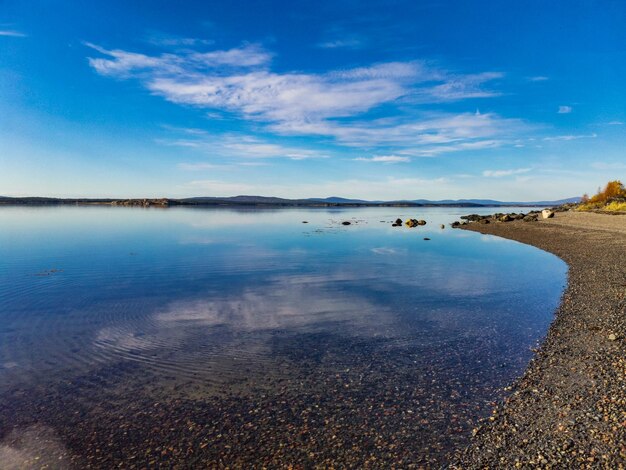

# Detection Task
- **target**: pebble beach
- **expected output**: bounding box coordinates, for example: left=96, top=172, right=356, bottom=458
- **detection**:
left=455, top=211, right=626, bottom=468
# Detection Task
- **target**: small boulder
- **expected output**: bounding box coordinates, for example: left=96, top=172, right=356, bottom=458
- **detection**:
left=499, top=214, right=512, bottom=222
left=541, top=209, right=555, bottom=219
left=451, top=221, right=460, bottom=228
left=417, top=220, right=426, bottom=226
left=523, top=214, right=539, bottom=222
left=395, top=218, right=403, bottom=225
left=479, top=219, right=490, bottom=224
left=342, top=221, right=351, bottom=226
left=440, top=224, right=445, bottom=229
left=423, top=237, right=430, bottom=241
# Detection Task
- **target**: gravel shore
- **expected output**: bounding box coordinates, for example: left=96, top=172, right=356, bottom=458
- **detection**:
left=454, top=211, right=626, bottom=469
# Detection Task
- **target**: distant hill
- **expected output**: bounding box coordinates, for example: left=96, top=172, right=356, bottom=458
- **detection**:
left=407, top=197, right=581, bottom=206
left=0, top=195, right=581, bottom=207
left=307, top=196, right=377, bottom=204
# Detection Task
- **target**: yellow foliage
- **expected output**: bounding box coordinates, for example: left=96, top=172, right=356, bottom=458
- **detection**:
left=604, top=201, right=626, bottom=212
left=578, top=180, right=626, bottom=211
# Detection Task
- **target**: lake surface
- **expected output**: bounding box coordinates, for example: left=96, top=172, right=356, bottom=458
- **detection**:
left=0, top=206, right=566, bottom=467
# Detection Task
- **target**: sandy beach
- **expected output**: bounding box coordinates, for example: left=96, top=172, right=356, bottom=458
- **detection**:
left=455, top=211, right=626, bottom=468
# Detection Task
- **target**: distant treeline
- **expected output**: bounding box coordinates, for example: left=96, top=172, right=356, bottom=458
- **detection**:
left=0, top=196, right=487, bottom=208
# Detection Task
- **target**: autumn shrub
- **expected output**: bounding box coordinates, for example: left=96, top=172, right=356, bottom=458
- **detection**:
left=604, top=200, right=626, bottom=212
left=577, top=180, right=626, bottom=211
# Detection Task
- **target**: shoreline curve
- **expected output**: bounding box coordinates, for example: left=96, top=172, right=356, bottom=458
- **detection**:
left=452, top=211, right=625, bottom=468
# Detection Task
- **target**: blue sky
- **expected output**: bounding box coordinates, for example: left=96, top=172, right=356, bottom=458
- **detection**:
left=1, top=0, right=625, bottom=200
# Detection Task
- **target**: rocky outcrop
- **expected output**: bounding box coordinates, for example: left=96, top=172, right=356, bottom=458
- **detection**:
left=455, top=211, right=545, bottom=227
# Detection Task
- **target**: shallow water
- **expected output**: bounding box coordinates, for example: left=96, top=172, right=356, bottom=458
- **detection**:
left=0, top=206, right=566, bottom=467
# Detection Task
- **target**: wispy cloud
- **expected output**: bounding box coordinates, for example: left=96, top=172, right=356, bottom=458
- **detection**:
left=182, top=176, right=451, bottom=199
left=558, top=105, right=572, bottom=114
left=271, top=112, right=521, bottom=153
left=607, top=120, right=623, bottom=126
left=160, top=131, right=329, bottom=161
left=316, top=24, right=367, bottom=49
left=85, top=41, right=515, bottom=157
left=177, top=162, right=222, bottom=171
left=0, top=30, right=26, bottom=37
left=543, top=133, right=596, bottom=141
left=354, top=155, right=410, bottom=163
left=590, top=161, right=626, bottom=170
left=528, top=76, right=548, bottom=82
left=145, top=33, right=214, bottom=47
left=317, top=37, right=364, bottom=49
left=423, top=72, right=504, bottom=101
left=482, top=168, right=531, bottom=178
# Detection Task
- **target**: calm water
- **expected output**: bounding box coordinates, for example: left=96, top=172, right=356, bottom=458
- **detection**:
left=0, top=206, right=566, bottom=467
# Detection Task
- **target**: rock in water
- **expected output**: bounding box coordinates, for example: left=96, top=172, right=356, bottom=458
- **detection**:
left=395, top=218, right=403, bottom=225
left=541, top=209, right=555, bottom=219
left=440, top=224, right=445, bottom=229
left=405, top=219, right=419, bottom=228
left=342, top=221, right=351, bottom=225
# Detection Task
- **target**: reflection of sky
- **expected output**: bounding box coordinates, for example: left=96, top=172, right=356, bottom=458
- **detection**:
left=95, top=278, right=399, bottom=359
left=0, top=206, right=566, bottom=386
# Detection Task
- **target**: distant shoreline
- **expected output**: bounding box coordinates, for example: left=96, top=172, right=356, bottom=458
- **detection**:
left=453, top=211, right=625, bottom=467
left=0, top=196, right=571, bottom=209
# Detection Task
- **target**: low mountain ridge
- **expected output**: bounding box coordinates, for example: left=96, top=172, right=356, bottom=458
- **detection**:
left=0, top=195, right=581, bottom=207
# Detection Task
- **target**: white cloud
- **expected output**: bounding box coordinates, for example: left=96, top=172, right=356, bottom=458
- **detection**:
left=145, top=64, right=414, bottom=122
left=85, top=42, right=271, bottom=77
left=558, top=105, right=572, bottom=114
left=543, top=133, right=596, bottom=141
left=0, top=30, right=26, bottom=37
left=528, top=76, right=549, bottom=82
left=272, top=112, right=521, bottom=150
left=354, top=155, right=410, bottom=163
left=224, top=140, right=327, bottom=160
left=86, top=42, right=509, bottom=139
left=84, top=41, right=534, bottom=158
left=482, top=168, right=531, bottom=178
left=423, top=72, right=504, bottom=101
left=160, top=132, right=329, bottom=161
left=607, top=121, right=623, bottom=125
